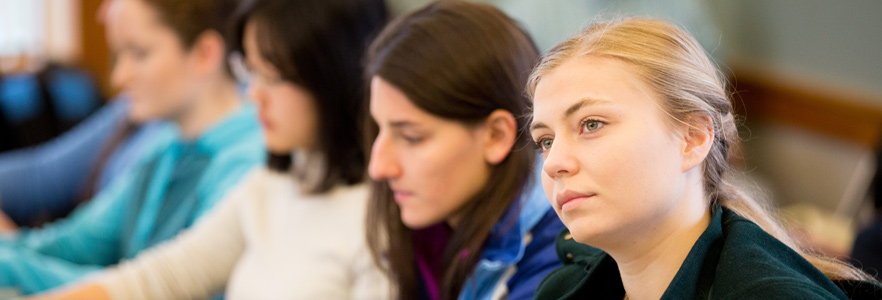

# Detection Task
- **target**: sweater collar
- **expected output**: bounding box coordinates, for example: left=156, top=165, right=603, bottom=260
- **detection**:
left=568, top=205, right=724, bottom=300
left=479, top=154, right=551, bottom=265
left=167, top=103, right=259, bottom=155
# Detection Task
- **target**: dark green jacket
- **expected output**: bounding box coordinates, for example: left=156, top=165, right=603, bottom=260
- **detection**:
left=535, top=206, right=882, bottom=299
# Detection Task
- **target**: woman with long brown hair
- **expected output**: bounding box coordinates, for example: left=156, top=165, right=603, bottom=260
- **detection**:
left=365, top=1, right=564, bottom=299
left=528, top=18, right=881, bottom=299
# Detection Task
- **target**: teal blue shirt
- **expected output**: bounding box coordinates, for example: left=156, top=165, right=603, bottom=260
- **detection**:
left=0, top=104, right=265, bottom=294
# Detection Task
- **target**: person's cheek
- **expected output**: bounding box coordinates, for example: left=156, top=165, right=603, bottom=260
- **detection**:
left=541, top=175, right=557, bottom=210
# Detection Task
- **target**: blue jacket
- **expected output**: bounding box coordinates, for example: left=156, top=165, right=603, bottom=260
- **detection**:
left=459, top=156, right=564, bottom=300
left=0, top=104, right=265, bottom=294
left=0, top=99, right=162, bottom=225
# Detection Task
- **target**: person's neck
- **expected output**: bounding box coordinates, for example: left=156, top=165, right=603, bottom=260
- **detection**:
left=607, top=177, right=712, bottom=300
left=175, top=77, right=241, bottom=140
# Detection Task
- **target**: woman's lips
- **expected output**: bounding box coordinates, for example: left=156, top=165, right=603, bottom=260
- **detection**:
left=556, top=190, right=595, bottom=213
left=392, top=189, right=413, bottom=204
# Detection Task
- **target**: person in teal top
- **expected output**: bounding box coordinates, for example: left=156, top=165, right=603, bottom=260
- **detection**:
left=0, top=0, right=264, bottom=295
left=526, top=18, right=880, bottom=299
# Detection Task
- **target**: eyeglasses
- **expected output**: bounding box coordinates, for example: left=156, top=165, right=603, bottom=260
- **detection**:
left=228, top=52, right=284, bottom=87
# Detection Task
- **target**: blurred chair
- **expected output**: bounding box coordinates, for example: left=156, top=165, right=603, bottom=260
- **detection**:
left=0, top=73, right=43, bottom=126
left=851, top=138, right=882, bottom=280
left=45, top=66, right=101, bottom=129
left=0, top=65, right=103, bottom=152
left=0, top=73, right=55, bottom=150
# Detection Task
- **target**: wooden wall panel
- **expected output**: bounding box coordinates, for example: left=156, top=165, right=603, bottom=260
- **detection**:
left=79, top=0, right=112, bottom=98
left=731, top=67, right=882, bottom=150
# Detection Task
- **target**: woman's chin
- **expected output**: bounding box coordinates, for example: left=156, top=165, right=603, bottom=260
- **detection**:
left=265, top=143, right=293, bottom=154
left=565, top=220, right=614, bottom=247
left=400, top=211, right=438, bottom=230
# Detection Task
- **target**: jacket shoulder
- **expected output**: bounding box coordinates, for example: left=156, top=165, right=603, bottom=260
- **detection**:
left=533, top=228, right=606, bottom=300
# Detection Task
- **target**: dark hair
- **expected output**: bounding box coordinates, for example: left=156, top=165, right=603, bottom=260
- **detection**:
left=231, top=0, right=388, bottom=193
left=139, top=0, right=239, bottom=76
left=364, top=1, right=540, bottom=298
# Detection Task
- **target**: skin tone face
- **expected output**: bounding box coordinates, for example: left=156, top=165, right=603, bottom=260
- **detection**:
left=368, top=77, right=516, bottom=229
left=97, top=0, right=115, bottom=24
left=106, top=0, right=202, bottom=123
left=242, top=21, right=319, bottom=153
left=530, top=55, right=714, bottom=299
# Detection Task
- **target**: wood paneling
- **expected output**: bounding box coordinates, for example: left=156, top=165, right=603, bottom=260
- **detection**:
left=79, top=0, right=112, bottom=98
left=731, top=67, right=882, bottom=150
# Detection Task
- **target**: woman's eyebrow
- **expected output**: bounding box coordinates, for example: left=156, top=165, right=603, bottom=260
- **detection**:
left=389, top=120, right=418, bottom=128
left=564, top=97, right=609, bottom=118
left=530, top=122, right=548, bottom=132
left=531, top=97, right=612, bottom=132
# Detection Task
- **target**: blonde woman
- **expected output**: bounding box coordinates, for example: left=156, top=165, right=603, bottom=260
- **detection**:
left=527, top=18, right=881, bottom=299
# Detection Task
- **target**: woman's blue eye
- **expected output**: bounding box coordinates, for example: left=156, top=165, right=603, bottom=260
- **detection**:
left=537, top=138, right=553, bottom=151
left=581, top=120, right=604, bottom=133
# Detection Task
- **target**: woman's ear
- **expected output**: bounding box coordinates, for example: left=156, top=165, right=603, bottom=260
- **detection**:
left=681, top=115, right=715, bottom=172
left=482, top=109, right=517, bottom=165
left=189, top=30, right=226, bottom=76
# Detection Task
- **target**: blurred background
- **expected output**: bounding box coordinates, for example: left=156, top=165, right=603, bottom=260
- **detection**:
left=1, top=0, right=880, bottom=272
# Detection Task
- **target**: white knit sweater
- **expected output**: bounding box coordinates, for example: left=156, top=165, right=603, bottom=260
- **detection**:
left=92, top=168, right=390, bottom=299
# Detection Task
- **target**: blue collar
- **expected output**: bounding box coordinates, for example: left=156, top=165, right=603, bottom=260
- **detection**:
left=479, top=160, right=549, bottom=264
left=460, top=154, right=552, bottom=299
left=167, top=103, right=259, bottom=155
left=481, top=157, right=551, bottom=265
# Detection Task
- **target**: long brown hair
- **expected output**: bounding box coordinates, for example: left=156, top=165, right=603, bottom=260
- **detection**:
left=528, top=17, right=875, bottom=282
left=364, top=1, right=540, bottom=298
